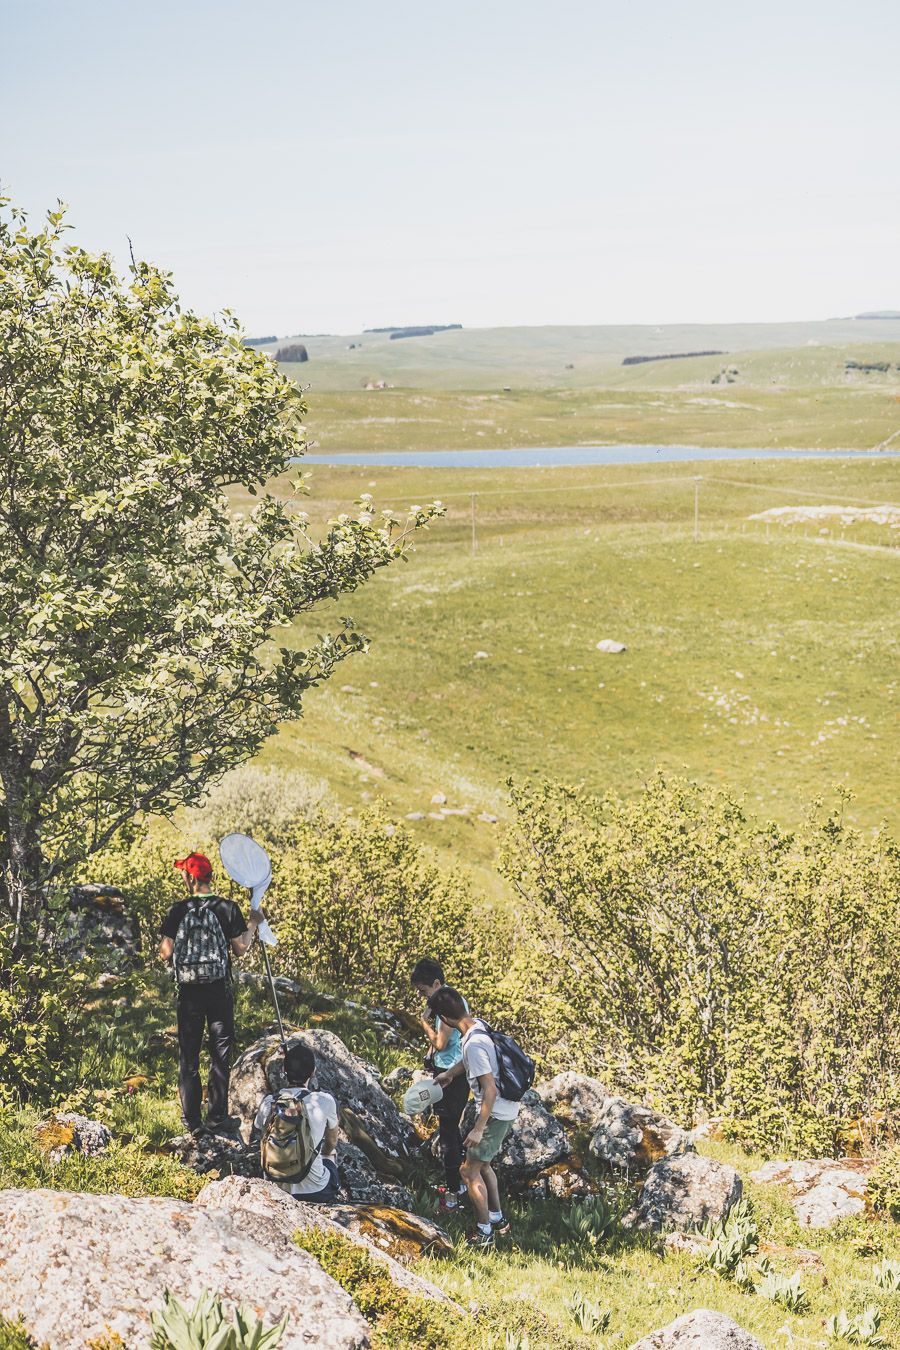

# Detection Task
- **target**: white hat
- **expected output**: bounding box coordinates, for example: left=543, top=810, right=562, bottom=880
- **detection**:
left=403, top=1079, right=444, bottom=1115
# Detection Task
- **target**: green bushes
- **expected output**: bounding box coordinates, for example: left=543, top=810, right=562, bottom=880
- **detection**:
left=0, top=1318, right=37, bottom=1350
left=501, top=775, right=900, bottom=1154
left=867, top=1150, right=900, bottom=1220
left=0, top=930, right=92, bottom=1106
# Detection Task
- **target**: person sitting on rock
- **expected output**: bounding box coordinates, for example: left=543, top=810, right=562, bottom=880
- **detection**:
left=429, top=986, right=520, bottom=1249
left=410, top=957, right=470, bottom=1213
left=158, top=852, right=263, bottom=1140
left=253, top=1042, right=341, bottom=1204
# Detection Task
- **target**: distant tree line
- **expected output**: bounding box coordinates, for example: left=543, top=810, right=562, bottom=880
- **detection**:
left=276, top=343, right=309, bottom=363
left=244, top=335, right=277, bottom=346
left=363, top=324, right=463, bottom=339
left=622, top=350, right=724, bottom=366
left=845, top=359, right=896, bottom=373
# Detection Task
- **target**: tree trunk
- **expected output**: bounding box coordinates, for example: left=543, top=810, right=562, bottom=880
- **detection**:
left=0, top=773, right=46, bottom=952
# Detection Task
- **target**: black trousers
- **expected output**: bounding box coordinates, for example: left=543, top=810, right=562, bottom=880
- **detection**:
left=435, top=1072, right=470, bottom=1191
left=176, top=980, right=234, bottom=1130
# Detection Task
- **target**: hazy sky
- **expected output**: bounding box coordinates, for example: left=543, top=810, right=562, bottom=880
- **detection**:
left=4, top=0, right=899, bottom=334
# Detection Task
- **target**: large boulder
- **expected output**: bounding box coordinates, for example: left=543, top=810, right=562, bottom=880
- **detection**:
left=336, top=1142, right=415, bottom=1209
left=624, top=1153, right=742, bottom=1233
left=535, top=1071, right=611, bottom=1135
left=195, top=1176, right=455, bottom=1304
left=327, top=1205, right=453, bottom=1263
left=590, top=1098, right=694, bottom=1174
left=0, top=1187, right=368, bottom=1349
left=629, top=1309, right=763, bottom=1349
left=749, top=1158, right=870, bottom=1228
left=229, top=1031, right=417, bottom=1176
left=455, top=1091, right=569, bottom=1180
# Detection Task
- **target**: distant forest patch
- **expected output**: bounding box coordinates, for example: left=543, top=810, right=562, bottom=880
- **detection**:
left=276, top=343, right=309, bottom=363
left=853, top=311, right=900, bottom=320
left=364, top=324, right=463, bottom=340
left=845, top=359, right=898, bottom=373
left=244, top=335, right=277, bottom=346
left=622, top=350, right=725, bottom=366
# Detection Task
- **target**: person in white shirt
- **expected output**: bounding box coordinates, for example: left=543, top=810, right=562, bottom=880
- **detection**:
left=431, top=985, right=520, bottom=1249
left=253, top=1043, right=340, bottom=1202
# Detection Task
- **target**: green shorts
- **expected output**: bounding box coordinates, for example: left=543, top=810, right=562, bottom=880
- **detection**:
left=467, top=1115, right=514, bottom=1163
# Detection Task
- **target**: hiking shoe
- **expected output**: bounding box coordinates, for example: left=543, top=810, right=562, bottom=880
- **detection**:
left=491, top=1215, right=511, bottom=1236
left=465, top=1227, right=495, bottom=1250
left=205, top=1115, right=240, bottom=1135
left=189, top=1124, right=210, bottom=1142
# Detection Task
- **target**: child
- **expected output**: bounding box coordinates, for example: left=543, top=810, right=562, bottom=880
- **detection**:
left=253, top=1042, right=340, bottom=1203
left=410, top=958, right=470, bottom=1212
left=429, top=985, right=520, bottom=1248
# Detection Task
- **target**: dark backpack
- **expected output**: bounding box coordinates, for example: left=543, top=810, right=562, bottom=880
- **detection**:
left=477, top=1022, right=535, bottom=1102
left=172, top=898, right=230, bottom=984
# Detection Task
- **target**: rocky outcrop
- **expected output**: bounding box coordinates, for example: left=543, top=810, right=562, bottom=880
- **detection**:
left=629, top=1309, right=763, bottom=1349
left=749, top=1158, right=870, bottom=1228
left=195, top=1176, right=455, bottom=1304
left=624, top=1153, right=742, bottom=1232
left=590, top=1099, right=693, bottom=1174
left=327, top=1205, right=453, bottom=1263
left=535, top=1071, right=611, bottom=1134
left=336, top=1141, right=414, bottom=1209
left=0, top=1187, right=368, bottom=1349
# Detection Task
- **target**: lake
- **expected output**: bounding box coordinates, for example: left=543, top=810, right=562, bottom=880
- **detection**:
left=299, top=445, right=897, bottom=469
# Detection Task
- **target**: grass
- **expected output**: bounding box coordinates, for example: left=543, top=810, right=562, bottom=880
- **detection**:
left=237, top=455, right=899, bottom=888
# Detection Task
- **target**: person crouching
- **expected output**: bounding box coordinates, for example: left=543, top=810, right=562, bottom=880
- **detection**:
left=254, top=1043, right=340, bottom=1203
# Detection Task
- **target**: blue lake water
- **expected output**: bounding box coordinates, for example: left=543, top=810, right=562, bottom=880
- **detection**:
left=300, top=445, right=897, bottom=469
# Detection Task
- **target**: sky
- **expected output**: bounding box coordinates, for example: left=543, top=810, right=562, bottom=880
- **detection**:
left=3, top=0, right=899, bottom=335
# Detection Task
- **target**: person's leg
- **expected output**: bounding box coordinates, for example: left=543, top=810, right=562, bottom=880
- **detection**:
left=176, top=988, right=205, bottom=1132
left=437, top=1074, right=468, bottom=1194
left=460, top=1153, right=491, bottom=1226
left=205, top=981, right=235, bottom=1124
left=482, top=1162, right=501, bottom=1215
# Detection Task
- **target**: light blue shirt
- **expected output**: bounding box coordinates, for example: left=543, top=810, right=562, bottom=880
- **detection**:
left=433, top=1005, right=465, bottom=1070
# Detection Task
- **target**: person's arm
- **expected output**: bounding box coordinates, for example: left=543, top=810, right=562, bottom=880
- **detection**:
left=434, top=1059, right=465, bottom=1088
left=231, top=910, right=264, bottom=957
left=322, top=1122, right=339, bottom=1158
left=464, top=1073, right=497, bottom=1148
left=158, top=935, right=174, bottom=962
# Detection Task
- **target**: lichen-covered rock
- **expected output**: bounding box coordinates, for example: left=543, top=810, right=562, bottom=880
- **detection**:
left=590, top=1098, right=694, bottom=1173
left=195, top=1176, right=455, bottom=1303
left=629, top=1309, right=763, bottom=1349
left=521, top=1163, right=596, bottom=1201
left=34, top=1114, right=111, bottom=1163
left=56, top=886, right=140, bottom=968
left=327, top=1204, right=452, bottom=1263
left=624, top=1153, right=742, bottom=1232
left=0, top=1187, right=368, bottom=1349
left=229, top=1031, right=417, bottom=1175
left=535, top=1071, right=611, bottom=1134
left=162, top=1125, right=259, bottom=1178
left=749, top=1158, right=870, bottom=1228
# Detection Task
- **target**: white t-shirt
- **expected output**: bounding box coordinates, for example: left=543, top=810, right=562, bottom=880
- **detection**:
left=461, top=1021, right=521, bottom=1121
left=253, top=1087, right=338, bottom=1195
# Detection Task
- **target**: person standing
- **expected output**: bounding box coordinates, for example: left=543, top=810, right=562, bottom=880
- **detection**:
left=158, top=851, right=262, bottom=1137
left=430, top=986, right=521, bottom=1249
left=410, top=958, right=469, bottom=1212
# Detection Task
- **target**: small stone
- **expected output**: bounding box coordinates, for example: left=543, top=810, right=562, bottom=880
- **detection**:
left=473, top=651, right=490, bottom=659
left=430, top=791, right=447, bottom=805
left=596, top=639, right=627, bottom=653
left=405, top=811, right=425, bottom=820
left=477, top=812, right=498, bottom=823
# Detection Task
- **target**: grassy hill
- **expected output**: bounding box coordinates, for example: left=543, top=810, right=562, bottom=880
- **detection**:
left=240, top=455, right=899, bottom=891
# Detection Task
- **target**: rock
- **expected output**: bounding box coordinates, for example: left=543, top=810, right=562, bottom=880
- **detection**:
left=596, top=639, right=627, bottom=653
left=629, top=1309, right=763, bottom=1349
left=590, top=1098, right=694, bottom=1173
left=195, top=1176, right=455, bottom=1305
left=35, top=1114, right=111, bottom=1163
left=229, top=1031, right=418, bottom=1174
left=162, top=1124, right=258, bottom=1178
left=473, top=651, right=490, bottom=659
left=536, top=1071, right=611, bottom=1134
left=328, top=1204, right=453, bottom=1263
left=381, top=1066, right=415, bottom=1093
left=0, top=1187, right=368, bottom=1350
left=458, top=1090, right=569, bottom=1180
left=749, top=1158, right=870, bottom=1228
left=430, top=791, right=447, bottom=805
left=521, top=1163, right=596, bottom=1200
left=55, top=886, right=141, bottom=968
left=336, top=1142, right=415, bottom=1209
left=477, top=812, right=498, bottom=824
left=624, top=1153, right=742, bottom=1232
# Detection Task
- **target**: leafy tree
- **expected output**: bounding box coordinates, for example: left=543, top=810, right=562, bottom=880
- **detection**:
left=0, top=199, right=440, bottom=944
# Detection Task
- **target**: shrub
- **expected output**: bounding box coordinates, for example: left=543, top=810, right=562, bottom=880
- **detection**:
left=183, top=765, right=337, bottom=845
left=275, top=343, right=308, bottom=362
left=866, top=1150, right=900, bottom=1220
left=0, top=1318, right=38, bottom=1350
left=0, top=931, right=92, bottom=1106
left=501, top=775, right=900, bottom=1153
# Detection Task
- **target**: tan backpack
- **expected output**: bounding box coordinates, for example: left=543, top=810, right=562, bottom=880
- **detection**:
left=260, top=1088, right=320, bottom=1186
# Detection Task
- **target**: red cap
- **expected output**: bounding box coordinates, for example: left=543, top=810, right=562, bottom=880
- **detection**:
left=174, top=852, right=213, bottom=882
